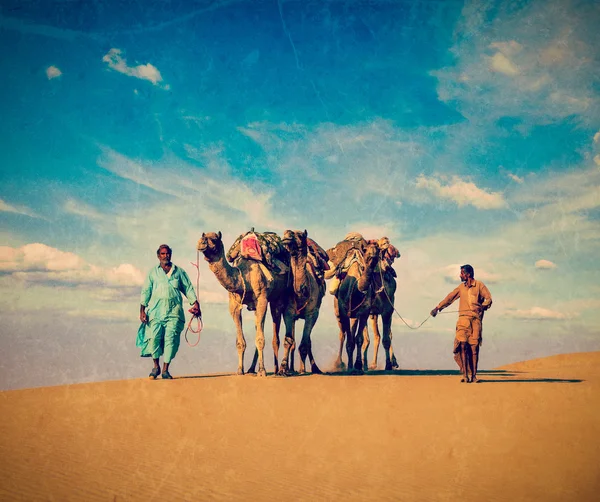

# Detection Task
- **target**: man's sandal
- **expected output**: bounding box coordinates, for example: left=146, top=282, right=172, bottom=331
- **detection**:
left=149, top=367, right=161, bottom=379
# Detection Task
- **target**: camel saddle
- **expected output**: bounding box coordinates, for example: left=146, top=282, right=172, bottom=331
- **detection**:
left=227, top=229, right=289, bottom=273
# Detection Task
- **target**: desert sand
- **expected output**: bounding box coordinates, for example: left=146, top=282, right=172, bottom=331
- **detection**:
left=1, top=352, right=599, bottom=501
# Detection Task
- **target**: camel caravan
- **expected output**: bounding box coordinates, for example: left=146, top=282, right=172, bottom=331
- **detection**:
left=197, top=229, right=400, bottom=376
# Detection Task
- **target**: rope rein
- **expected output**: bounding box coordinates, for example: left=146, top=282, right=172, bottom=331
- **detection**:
left=376, top=265, right=475, bottom=330
left=184, top=249, right=203, bottom=347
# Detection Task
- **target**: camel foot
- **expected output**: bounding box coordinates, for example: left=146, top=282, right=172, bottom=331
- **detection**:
left=392, top=361, right=399, bottom=369
left=460, top=377, right=468, bottom=383
left=349, top=368, right=364, bottom=376
left=258, top=368, right=267, bottom=377
left=311, top=364, right=322, bottom=375
left=237, top=368, right=244, bottom=376
left=385, top=362, right=393, bottom=371
left=333, top=360, right=346, bottom=372
left=368, top=363, right=378, bottom=371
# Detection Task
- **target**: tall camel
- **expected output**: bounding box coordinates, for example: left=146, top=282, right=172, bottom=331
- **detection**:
left=197, top=231, right=290, bottom=376
left=279, top=229, right=326, bottom=375
left=334, top=242, right=380, bottom=374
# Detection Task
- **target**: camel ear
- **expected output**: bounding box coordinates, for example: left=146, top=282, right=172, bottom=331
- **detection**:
left=303, top=229, right=308, bottom=237
left=218, top=231, right=222, bottom=240
left=202, top=232, right=205, bottom=238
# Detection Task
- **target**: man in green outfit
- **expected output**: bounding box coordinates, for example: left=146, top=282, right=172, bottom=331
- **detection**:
left=139, top=244, right=201, bottom=379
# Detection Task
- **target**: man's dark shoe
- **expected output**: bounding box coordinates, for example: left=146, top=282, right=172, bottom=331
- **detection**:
left=161, top=371, right=173, bottom=380
left=149, top=367, right=161, bottom=379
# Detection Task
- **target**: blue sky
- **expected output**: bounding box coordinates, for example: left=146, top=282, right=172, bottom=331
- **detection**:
left=1, top=0, right=599, bottom=390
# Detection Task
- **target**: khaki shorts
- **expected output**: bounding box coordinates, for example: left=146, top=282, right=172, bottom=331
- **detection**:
left=453, top=316, right=482, bottom=350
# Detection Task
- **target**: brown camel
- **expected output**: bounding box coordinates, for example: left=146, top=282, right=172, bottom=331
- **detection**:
left=360, top=262, right=398, bottom=370
left=197, top=231, right=290, bottom=376
left=279, top=229, right=326, bottom=375
left=334, top=242, right=380, bottom=374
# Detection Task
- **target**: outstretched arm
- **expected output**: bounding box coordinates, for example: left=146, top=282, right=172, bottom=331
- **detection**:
left=431, top=287, right=460, bottom=317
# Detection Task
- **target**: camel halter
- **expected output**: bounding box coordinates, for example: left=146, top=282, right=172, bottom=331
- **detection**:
left=184, top=249, right=204, bottom=347
left=292, top=256, right=314, bottom=314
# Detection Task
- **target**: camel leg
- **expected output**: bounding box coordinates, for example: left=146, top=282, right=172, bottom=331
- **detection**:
left=290, top=334, right=296, bottom=373
left=333, top=298, right=346, bottom=371
left=381, top=313, right=394, bottom=371
left=389, top=330, right=399, bottom=369
left=271, top=304, right=282, bottom=374
left=342, top=314, right=354, bottom=372
left=254, top=297, right=269, bottom=377
left=352, top=316, right=367, bottom=375
left=361, top=323, right=370, bottom=371
left=279, top=308, right=295, bottom=376
left=368, top=314, right=379, bottom=370
left=299, top=310, right=322, bottom=374
left=248, top=349, right=258, bottom=374
left=229, top=296, right=246, bottom=375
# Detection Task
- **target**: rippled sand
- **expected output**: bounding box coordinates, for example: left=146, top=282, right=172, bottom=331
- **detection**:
left=1, top=352, right=599, bottom=501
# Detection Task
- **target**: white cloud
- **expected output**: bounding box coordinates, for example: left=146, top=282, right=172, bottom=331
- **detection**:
left=46, top=65, right=62, bottom=79
left=102, top=48, right=164, bottom=87
left=504, top=307, right=570, bottom=320
left=535, top=259, right=557, bottom=269
left=508, top=173, right=524, bottom=183
left=0, top=243, right=145, bottom=288
left=489, top=52, right=520, bottom=76
left=432, top=0, right=600, bottom=126
left=594, top=155, right=600, bottom=167
left=0, top=198, right=41, bottom=219
left=415, top=175, right=507, bottom=209
left=594, top=131, right=600, bottom=143
left=440, top=263, right=501, bottom=284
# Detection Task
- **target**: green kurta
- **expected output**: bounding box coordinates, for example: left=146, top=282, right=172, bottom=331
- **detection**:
left=139, top=264, right=198, bottom=362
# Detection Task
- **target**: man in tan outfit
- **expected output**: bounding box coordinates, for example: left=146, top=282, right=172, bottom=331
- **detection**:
left=430, top=264, right=492, bottom=383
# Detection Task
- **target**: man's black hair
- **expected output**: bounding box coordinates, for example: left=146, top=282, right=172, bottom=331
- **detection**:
left=157, top=244, right=172, bottom=255
left=461, top=264, right=474, bottom=278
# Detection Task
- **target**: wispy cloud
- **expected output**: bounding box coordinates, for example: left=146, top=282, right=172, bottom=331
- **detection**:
left=0, top=198, right=42, bottom=219
left=102, top=48, right=166, bottom=88
left=0, top=243, right=145, bottom=289
left=440, top=263, right=501, bottom=284
left=507, top=173, right=524, bottom=184
left=46, top=65, right=62, bottom=79
left=433, top=0, right=600, bottom=126
left=415, top=175, right=507, bottom=209
left=535, top=259, right=557, bottom=270
left=504, top=307, right=571, bottom=321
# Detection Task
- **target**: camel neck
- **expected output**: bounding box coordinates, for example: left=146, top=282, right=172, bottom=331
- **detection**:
left=291, top=253, right=308, bottom=295
left=207, top=252, right=243, bottom=294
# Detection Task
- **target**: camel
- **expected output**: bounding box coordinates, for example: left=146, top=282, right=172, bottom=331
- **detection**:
left=360, top=263, right=398, bottom=370
left=334, top=242, right=380, bottom=374
left=279, top=229, right=326, bottom=375
left=197, top=231, right=290, bottom=376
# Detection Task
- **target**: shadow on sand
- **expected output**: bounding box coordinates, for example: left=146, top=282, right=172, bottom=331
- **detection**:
left=173, top=369, right=583, bottom=383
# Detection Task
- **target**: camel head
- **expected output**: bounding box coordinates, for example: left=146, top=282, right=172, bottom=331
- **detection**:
left=364, top=242, right=380, bottom=268
left=197, top=231, right=224, bottom=262
left=281, top=229, right=308, bottom=257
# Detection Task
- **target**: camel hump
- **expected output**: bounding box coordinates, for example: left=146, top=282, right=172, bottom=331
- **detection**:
left=227, top=230, right=289, bottom=269
left=327, top=237, right=368, bottom=269
left=306, top=237, right=330, bottom=272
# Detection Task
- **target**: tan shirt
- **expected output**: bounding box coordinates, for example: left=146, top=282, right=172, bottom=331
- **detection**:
left=437, top=279, right=492, bottom=319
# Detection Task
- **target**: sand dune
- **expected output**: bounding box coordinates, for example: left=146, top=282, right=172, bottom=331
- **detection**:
left=1, top=352, right=599, bottom=501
